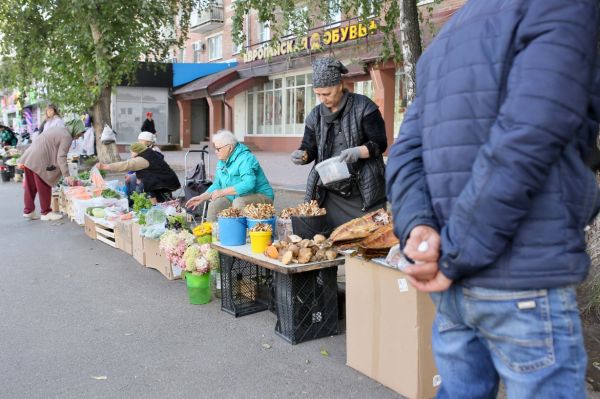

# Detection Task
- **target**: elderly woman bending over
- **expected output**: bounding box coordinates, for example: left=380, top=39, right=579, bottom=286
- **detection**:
left=186, top=130, right=274, bottom=221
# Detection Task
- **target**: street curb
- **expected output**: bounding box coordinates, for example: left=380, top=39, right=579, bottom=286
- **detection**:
left=271, top=185, right=306, bottom=194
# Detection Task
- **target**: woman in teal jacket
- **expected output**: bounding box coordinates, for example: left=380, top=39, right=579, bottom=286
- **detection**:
left=186, top=130, right=274, bottom=221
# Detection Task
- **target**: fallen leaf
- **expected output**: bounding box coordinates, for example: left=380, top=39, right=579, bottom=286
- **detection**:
left=261, top=343, right=272, bottom=349
left=92, top=376, right=107, bottom=380
left=593, top=361, right=600, bottom=371
left=320, top=349, right=329, bottom=357
left=305, top=359, right=310, bottom=364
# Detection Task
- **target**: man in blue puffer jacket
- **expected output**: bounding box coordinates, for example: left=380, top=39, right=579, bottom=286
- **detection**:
left=386, top=1, right=600, bottom=397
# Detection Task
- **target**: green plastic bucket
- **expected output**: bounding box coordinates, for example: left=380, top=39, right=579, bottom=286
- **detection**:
left=186, top=273, right=212, bottom=305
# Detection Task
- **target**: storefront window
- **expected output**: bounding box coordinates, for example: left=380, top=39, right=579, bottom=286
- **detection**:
left=247, top=72, right=314, bottom=136
left=354, top=80, right=374, bottom=100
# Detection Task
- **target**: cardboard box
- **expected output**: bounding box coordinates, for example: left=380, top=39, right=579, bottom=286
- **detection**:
left=115, top=220, right=133, bottom=255
left=84, top=214, right=97, bottom=239
left=131, top=222, right=145, bottom=266
left=345, top=257, right=439, bottom=399
left=143, top=237, right=182, bottom=280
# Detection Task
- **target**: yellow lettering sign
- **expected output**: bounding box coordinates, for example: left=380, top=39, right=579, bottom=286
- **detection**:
left=358, top=23, right=367, bottom=38
left=330, top=28, right=340, bottom=44
left=340, top=26, right=349, bottom=41
left=349, top=24, right=358, bottom=40
left=310, top=32, right=321, bottom=50
left=243, top=20, right=379, bottom=63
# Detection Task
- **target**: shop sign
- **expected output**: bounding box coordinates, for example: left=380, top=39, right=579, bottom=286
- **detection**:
left=243, top=20, right=378, bottom=63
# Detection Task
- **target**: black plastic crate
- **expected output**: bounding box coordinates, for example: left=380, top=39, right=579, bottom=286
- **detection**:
left=274, top=267, right=339, bottom=344
left=220, top=254, right=270, bottom=317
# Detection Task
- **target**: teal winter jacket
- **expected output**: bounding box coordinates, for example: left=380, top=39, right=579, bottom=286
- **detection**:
left=207, top=143, right=274, bottom=202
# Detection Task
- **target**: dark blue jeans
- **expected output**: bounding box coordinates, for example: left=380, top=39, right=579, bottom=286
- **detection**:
left=430, top=284, right=587, bottom=399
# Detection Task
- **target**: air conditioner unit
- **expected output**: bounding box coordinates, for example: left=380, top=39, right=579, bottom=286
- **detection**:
left=193, top=41, right=206, bottom=52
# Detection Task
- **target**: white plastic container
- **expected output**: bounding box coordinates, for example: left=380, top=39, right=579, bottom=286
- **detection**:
left=315, top=156, right=351, bottom=184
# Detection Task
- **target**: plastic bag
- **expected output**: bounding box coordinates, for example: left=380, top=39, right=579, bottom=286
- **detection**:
left=385, top=244, right=412, bottom=271
left=145, top=208, right=167, bottom=226
left=140, top=224, right=166, bottom=239
left=276, top=217, right=293, bottom=241
left=100, top=124, right=116, bottom=144
left=90, top=166, right=105, bottom=188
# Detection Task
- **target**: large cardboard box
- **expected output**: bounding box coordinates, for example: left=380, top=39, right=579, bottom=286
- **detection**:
left=115, top=221, right=133, bottom=255
left=346, top=257, right=439, bottom=399
left=143, top=238, right=182, bottom=280
left=131, top=222, right=145, bottom=266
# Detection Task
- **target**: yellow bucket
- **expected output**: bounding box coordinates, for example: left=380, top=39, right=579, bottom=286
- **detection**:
left=249, top=231, right=272, bottom=254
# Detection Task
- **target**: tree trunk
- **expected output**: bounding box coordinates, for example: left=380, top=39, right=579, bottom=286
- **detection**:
left=400, top=0, right=422, bottom=105
left=93, top=85, right=120, bottom=163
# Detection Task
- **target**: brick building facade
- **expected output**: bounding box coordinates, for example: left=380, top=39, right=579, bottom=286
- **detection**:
left=171, top=0, right=465, bottom=151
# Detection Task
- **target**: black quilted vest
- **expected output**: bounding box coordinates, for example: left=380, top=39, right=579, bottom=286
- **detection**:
left=136, top=150, right=181, bottom=192
left=304, top=93, right=386, bottom=210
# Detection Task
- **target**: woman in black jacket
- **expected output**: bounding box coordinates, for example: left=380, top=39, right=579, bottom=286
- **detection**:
left=290, top=57, right=388, bottom=229
left=140, top=111, right=156, bottom=134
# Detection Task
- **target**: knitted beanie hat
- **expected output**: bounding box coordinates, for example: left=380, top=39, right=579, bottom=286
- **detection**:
left=312, top=57, right=349, bottom=88
left=130, top=142, right=147, bottom=154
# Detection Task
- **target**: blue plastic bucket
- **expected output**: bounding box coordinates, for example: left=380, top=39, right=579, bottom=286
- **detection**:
left=218, top=216, right=247, bottom=246
left=247, top=216, right=276, bottom=235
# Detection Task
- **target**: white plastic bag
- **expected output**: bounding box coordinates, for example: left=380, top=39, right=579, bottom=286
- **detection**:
left=385, top=244, right=413, bottom=271
left=100, top=124, right=116, bottom=144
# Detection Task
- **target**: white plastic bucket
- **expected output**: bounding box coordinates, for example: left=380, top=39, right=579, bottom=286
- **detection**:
left=315, top=156, right=351, bottom=184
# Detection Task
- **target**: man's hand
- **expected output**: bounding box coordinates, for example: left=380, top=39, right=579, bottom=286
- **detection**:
left=404, top=225, right=441, bottom=266
left=96, top=163, right=107, bottom=171
left=405, top=271, right=453, bottom=292
left=402, top=225, right=452, bottom=292
left=185, top=192, right=209, bottom=209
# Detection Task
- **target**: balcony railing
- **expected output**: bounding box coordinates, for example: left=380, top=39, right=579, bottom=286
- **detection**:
left=190, top=4, right=224, bottom=34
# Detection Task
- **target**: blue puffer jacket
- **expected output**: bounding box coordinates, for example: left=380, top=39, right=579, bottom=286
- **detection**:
left=386, top=0, right=600, bottom=289
left=207, top=143, right=274, bottom=202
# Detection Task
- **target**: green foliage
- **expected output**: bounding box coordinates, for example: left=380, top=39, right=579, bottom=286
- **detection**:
left=101, top=188, right=120, bottom=199
left=0, top=0, right=196, bottom=111
left=131, top=192, right=152, bottom=212
left=167, top=214, right=189, bottom=231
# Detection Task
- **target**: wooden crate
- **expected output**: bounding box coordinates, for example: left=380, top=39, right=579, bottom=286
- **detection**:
left=58, top=189, right=68, bottom=213
left=84, top=215, right=117, bottom=248
left=51, top=194, right=60, bottom=213
left=95, top=219, right=116, bottom=248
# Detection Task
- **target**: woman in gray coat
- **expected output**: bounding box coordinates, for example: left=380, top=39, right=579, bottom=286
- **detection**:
left=19, top=119, right=86, bottom=221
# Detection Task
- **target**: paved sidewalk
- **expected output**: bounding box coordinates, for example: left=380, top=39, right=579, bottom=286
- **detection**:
left=0, top=178, right=398, bottom=399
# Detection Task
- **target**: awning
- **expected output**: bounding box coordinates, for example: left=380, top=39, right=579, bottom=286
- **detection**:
left=210, top=76, right=269, bottom=101
left=173, top=68, right=239, bottom=100
left=172, top=61, right=237, bottom=87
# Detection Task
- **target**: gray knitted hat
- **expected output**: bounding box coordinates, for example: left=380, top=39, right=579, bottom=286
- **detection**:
left=312, top=57, right=349, bottom=88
